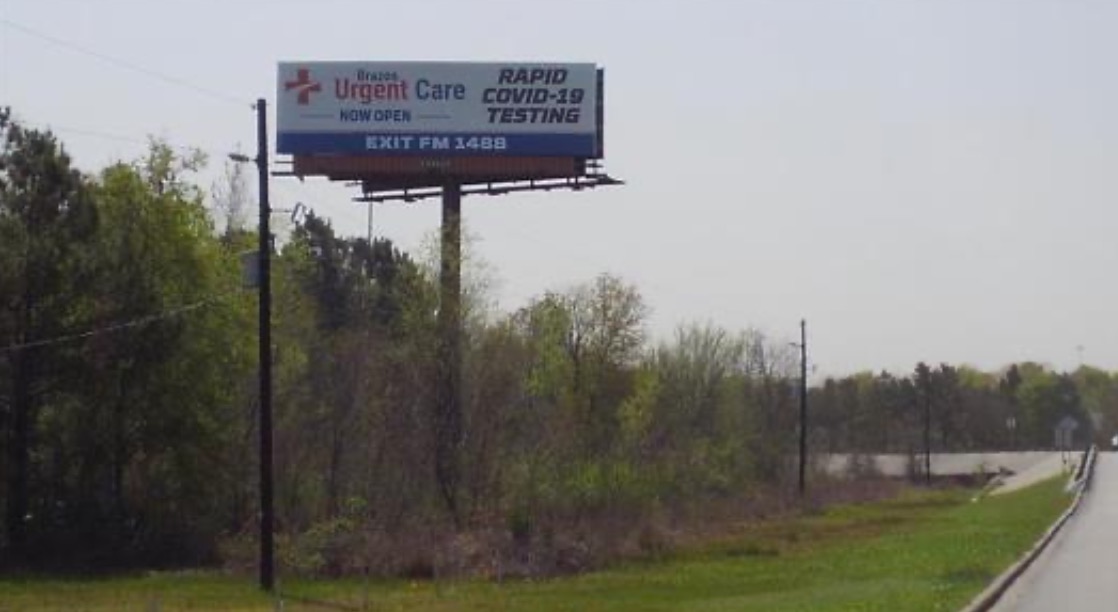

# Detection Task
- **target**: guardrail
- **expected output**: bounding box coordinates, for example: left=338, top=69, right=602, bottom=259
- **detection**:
left=959, top=445, right=1098, bottom=612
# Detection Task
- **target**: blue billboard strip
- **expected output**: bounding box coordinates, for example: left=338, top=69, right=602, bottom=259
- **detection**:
left=277, top=132, right=598, bottom=157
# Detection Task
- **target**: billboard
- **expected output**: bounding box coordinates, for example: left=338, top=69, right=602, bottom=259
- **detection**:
left=277, top=62, right=600, bottom=158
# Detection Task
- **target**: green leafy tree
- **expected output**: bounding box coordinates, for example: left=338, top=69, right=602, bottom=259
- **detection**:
left=62, top=144, right=252, bottom=563
left=1, top=123, right=253, bottom=564
left=1071, top=366, right=1117, bottom=445
left=1016, top=367, right=1086, bottom=448
left=648, top=323, right=748, bottom=493
left=272, top=213, right=437, bottom=530
left=0, top=110, right=97, bottom=558
left=740, top=330, right=797, bottom=483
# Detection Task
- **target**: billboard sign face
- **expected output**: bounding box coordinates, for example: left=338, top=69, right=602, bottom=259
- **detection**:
left=277, top=62, right=600, bottom=157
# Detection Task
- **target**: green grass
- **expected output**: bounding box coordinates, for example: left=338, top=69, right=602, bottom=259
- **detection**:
left=0, top=477, right=1071, bottom=611
left=0, top=571, right=286, bottom=611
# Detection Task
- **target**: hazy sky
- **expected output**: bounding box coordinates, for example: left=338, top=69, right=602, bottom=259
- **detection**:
left=2, top=0, right=1115, bottom=377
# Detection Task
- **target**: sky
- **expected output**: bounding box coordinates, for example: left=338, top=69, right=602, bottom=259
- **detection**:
left=1, top=0, right=1116, bottom=377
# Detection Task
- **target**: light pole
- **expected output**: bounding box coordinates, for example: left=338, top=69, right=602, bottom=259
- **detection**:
left=231, top=98, right=274, bottom=592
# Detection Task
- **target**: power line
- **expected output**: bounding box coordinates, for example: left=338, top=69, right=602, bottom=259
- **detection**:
left=33, top=120, right=247, bottom=164
left=28, top=123, right=151, bottom=147
left=13, top=116, right=225, bottom=158
left=0, top=291, right=243, bottom=354
left=1, top=17, right=260, bottom=163
left=0, top=17, right=250, bottom=108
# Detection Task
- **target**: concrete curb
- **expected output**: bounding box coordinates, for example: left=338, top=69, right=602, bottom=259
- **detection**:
left=958, top=446, right=1098, bottom=612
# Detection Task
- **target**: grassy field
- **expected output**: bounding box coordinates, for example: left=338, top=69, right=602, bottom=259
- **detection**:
left=0, top=477, right=1070, bottom=612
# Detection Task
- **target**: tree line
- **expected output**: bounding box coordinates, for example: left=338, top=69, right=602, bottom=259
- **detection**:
left=811, top=362, right=1111, bottom=471
left=2, top=112, right=1115, bottom=573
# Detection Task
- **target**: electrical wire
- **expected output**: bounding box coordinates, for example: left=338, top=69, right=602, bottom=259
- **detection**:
left=10, top=116, right=240, bottom=163
left=0, top=14, right=257, bottom=162
left=0, top=17, right=251, bottom=109
left=0, top=20, right=278, bottom=358
left=0, top=290, right=245, bottom=354
left=26, top=124, right=151, bottom=147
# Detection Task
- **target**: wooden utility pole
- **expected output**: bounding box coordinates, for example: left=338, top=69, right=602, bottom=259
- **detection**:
left=798, top=319, right=808, bottom=496
left=255, top=98, right=275, bottom=592
left=923, top=379, right=932, bottom=486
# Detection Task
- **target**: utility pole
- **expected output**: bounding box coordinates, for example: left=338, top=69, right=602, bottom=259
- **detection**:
left=255, top=98, right=275, bottom=592
left=798, top=319, right=808, bottom=496
left=923, top=379, right=932, bottom=486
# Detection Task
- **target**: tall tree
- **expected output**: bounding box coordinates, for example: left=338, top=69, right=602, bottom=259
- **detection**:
left=932, top=364, right=961, bottom=450
left=0, top=110, right=97, bottom=557
left=564, top=274, right=648, bottom=454
left=741, top=330, right=797, bottom=483
left=66, top=144, right=251, bottom=563
left=210, top=152, right=251, bottom=236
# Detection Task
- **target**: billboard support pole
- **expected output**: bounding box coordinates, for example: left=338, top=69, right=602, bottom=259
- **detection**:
left=435, top=181, right=464, bottom=525
left=366, top=201, right=373, bottom=244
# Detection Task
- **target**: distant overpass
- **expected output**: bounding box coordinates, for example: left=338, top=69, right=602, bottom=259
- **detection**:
left=821, top=452, right=1077, bottom=484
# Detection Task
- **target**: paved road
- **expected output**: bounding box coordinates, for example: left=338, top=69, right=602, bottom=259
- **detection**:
left=992, top=452, right=1118, bottom=612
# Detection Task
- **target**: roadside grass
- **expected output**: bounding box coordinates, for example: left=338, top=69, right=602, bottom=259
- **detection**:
left=0, top=571, right=287, bottom=611
left=0, top=477, right=1070, bottom=611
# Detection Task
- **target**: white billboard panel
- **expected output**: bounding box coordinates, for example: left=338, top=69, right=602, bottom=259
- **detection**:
left=276, top=62, right=600, bottom=157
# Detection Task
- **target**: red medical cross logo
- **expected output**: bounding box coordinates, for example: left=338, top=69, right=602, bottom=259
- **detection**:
left=285, top=68, right=322, bottom=105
